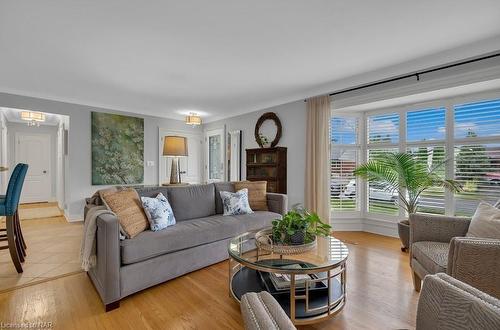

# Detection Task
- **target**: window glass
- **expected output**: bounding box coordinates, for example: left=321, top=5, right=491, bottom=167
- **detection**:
left=407, top=146, right=446, bottom=215
left=454, top=99, right=500, bottom=139
left=407, top=107, right=446, bottom=142
left=367, top=148, right=399, bottom=215
left=331, top=117, right=357, bottom=145
left=454, top=143, right=500, bottom=216
left=368, top=113, right=399, bottom=144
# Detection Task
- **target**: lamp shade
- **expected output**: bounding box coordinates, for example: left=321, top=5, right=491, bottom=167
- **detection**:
left=163, top=136, right=188, bottom=156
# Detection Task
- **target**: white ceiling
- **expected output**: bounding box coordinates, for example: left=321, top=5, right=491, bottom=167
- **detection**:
left=1, top=1, right=500, bottom=122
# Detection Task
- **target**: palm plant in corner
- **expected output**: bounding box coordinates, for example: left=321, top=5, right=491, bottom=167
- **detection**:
left=353, top=152, right=461, bottom=252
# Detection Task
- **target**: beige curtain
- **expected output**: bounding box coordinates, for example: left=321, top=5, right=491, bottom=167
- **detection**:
left=305, top=95, right=331, bottom=225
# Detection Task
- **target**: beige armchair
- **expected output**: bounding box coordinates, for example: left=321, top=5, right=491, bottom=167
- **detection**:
left=416, top=273, right=500, bottom=330
left=409, top=213, right=500, bottom=299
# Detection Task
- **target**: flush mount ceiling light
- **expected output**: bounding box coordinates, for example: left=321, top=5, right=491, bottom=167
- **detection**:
left=185, top=113, right=202, bottom=126
left=20, top=111, right=46, bottom=127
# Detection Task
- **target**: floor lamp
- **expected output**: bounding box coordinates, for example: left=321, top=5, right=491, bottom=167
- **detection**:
left=163, top=136, right=188, bottom=184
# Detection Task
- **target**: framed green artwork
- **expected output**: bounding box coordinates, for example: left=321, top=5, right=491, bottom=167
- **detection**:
left=91, top=112, right=144, bottom=185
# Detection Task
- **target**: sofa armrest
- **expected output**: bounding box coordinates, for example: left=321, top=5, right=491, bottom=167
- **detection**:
left=416, top=273, right=500, bottom=330
left=409, top=213, right=470, bottom=245
left=448, top=237, right=500, bottom=299
left=266, top=193, right=287, bottom=216
left=87, top=213, right=121, bottom=308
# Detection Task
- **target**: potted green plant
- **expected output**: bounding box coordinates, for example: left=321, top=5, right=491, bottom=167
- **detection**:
left=272, top=206, right=331, bottom=245
left=353, top=152, right=461, bottom=251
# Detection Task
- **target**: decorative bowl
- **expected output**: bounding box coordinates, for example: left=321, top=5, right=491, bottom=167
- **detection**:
left=255, top=228, right=317, bottom=255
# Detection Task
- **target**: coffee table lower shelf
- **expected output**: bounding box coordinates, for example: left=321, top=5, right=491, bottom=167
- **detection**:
left=230, top=266, right=345, bottom=325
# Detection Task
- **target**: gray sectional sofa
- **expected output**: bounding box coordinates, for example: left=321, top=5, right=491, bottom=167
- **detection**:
left=84, top=182, right=287, bottom=311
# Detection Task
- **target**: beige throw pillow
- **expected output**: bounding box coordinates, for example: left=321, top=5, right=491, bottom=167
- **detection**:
left=102, top=188, right=149, bottom=238
left=234, top=181, right=268, bottom=211
left=466, top=202, right=500, bottom=239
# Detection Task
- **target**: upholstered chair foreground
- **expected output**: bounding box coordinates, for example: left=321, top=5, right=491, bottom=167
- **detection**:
left=416, top=273, right=500, bottom=330
left=240, top=291, right=296, bottom=330
left=409, top=213, right=500, bottom=298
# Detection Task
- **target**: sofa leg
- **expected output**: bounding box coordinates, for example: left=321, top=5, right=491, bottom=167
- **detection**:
left=412, top=271, right=421, bottom=292
left=105, top=300, right=120, bottom=312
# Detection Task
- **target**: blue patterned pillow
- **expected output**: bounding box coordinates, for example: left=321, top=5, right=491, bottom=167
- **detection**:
left=141, top=192, right=176, bottom=231
left=220, top=188, right=253, bottom=216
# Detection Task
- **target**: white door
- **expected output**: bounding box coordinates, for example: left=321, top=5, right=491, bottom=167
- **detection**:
left=15, top=133, right=51, bottom=203
left=158, top=129, right=203, bottom=184
left=205, top=127, right=225, bottom=182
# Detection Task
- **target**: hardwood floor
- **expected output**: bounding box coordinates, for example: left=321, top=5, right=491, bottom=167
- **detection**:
left=0, top=203, right=83, bottom=292
left=0, top=232, right=419, bottom=329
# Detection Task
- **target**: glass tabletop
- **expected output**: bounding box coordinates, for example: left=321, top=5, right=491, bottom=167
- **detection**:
left=228, top=228, right=349, bottom=273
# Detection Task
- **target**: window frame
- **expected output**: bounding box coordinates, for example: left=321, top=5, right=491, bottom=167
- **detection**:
left=331, top=90, right=500, bottom=222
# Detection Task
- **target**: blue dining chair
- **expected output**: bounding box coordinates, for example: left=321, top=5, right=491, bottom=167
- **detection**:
left=0, top=163, right=29, bottom=273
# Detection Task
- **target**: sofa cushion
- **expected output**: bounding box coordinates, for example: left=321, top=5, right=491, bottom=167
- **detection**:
left=102, top=188, right=149, bottom=238
left=166, top=184, right=216, bottom=221
left=412, top=241, right=450, bottom=274
left=120, top=214, right=243, bottom=264
left=214, top=182, right=235, bottom=214
left=232, top=211, right=281, bottom=232
left=220, top=189, right=254, bottom=216
left=135, top=186, right=170, bottom=199
left=141, top=192, right=176, bottom=231
left=466, top=202, right=500, bottom=239
left=235, top=181, right=268, bottom=211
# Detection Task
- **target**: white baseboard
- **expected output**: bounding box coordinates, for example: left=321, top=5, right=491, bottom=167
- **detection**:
left=331, top=217, right=399, bottom=238
left=64, top=210, right=83, bottom=222
left=362, top=218, right=399, bottom=238
left=331, top=218, right=363, bottom=231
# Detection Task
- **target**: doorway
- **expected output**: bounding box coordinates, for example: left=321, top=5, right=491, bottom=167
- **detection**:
left=15, top=133, right=51, bottom=203
left=0, top=107, right=78, bottom=292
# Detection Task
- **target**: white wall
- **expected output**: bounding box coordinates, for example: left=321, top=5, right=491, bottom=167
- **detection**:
left=0, top=92, right=201, bottom=220
left=204, top=100, right=307, bottom=208
left=6, top=122, right=58, bottom=200
left=0, top=112, right=7, bottom=191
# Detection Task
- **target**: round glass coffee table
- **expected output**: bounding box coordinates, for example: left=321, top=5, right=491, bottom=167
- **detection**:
left=228, top=229, right=349, bottom=326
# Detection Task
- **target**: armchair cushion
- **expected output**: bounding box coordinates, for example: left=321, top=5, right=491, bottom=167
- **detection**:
left=412, top=241, right=449, bottom=274
left=466, top=202, right=500, bottom=239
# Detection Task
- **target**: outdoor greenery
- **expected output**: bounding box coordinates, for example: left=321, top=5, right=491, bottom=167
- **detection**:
left=455, top=131, right=491, bottom=182
left=271, top=206, right=331, bottom=244
left=353, top=152, right=462, bottom=214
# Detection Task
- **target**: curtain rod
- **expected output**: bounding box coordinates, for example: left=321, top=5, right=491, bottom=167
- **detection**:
left=304, top=52, right=500, bottom=101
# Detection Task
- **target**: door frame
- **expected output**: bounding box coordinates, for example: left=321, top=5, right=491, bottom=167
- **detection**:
left=15, top=132, right=52, bottom=203
left=0, top=114, right=7, bottom=192
left=158, top=128, right=203, bottom=185
left=204, top=126, right=226, bottom=183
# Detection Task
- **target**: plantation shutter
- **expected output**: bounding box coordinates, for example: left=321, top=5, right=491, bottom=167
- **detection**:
left=367, top=148, right=399, bottom=215
left=331, top=117, right=359, bottom=212
left=406, top=107, right=447, bottom=215
left=454, top=99, right=500, bottom=216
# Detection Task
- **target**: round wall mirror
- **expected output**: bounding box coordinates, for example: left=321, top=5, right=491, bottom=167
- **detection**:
left=254, top=112, right=282, bottom=148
